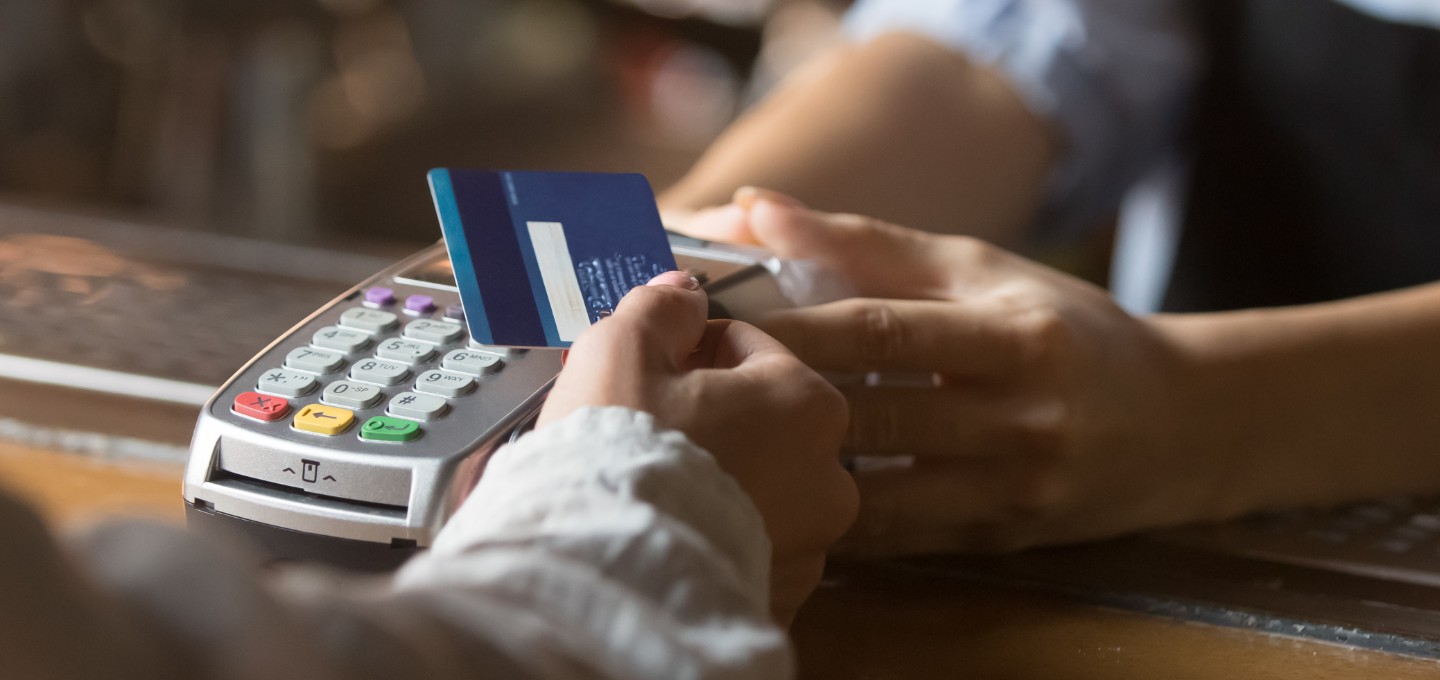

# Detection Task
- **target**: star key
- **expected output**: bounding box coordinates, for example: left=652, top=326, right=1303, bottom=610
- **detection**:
left=233, top=391, right=290, bottom=422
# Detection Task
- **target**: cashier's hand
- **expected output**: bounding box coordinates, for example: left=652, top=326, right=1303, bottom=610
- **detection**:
left=682, top=189, right=1213, bottom=556
left=539, top=270, right=857, bottom=626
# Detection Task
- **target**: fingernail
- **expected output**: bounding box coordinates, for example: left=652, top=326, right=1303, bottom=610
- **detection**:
left=646, top=270, right=701, bottom=290
left=734, top=186, right=806, bottom=211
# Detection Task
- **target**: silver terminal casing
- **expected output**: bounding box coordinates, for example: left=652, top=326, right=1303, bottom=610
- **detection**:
left=184, top=238, right=790, bottom=551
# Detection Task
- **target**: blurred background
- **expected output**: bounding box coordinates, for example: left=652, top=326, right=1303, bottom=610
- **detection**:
left=0, top=0, right=852, bottom=249
left=0, top=0, right=854, bottom=471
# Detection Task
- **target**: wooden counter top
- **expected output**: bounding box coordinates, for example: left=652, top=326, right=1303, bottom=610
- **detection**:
left=2, top=442, right=1438, bottom=679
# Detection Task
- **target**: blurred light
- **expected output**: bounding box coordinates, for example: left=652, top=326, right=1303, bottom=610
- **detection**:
left=626, top=0, right=770, bottom=26
left=468, top=0, right=598, bottom=103
left=81, top=0, right=174, bottom=66
left=752, top=0, right=844, bottom=94
left=648, top=43, right=739, bottom=145
left=497, top=0, right=597, bottom=81
left=309, top=10, right=427, bottom=149
left=340, top=47, right=425, bottom=121
left=629, top=0, right=699, bottom=20
left=317, top=0, right=385, bottom=18
left=758, top=1, right=842, bottom=75
left=307, top=75, right=376, bottom=149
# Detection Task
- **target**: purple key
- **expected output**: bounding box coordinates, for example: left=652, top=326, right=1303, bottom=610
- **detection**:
left=405, top=294, right=436, bottom=314
left=364, top=287, right=395, bottom=305
left=444, top=304, right=465, bottom=321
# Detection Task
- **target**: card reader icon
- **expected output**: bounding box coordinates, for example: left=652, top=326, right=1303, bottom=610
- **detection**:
left=302, top=459, right=319, bottom=483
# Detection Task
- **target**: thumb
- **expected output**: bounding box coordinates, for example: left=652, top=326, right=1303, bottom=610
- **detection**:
left=664, top=203, right=761, bottom=246
left=740, top=190, right=954, bottom=300
left=605, top=271, right=710, bottom=368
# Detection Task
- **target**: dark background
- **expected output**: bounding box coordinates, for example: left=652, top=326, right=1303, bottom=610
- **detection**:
left=0, top=0, right=849, bottom=251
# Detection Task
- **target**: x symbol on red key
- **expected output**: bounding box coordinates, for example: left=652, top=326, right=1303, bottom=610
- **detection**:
left=234, top=391, right=289, bottom=421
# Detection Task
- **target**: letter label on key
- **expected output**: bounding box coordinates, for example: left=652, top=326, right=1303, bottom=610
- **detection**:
left=286, top=347, right=344, bottom=374
left=442, top=349, right=501, bottom=376
left=404, top=319, right=463, bottom=344
left=377, top=338, right=435, bottom=363
left=323, top=380, right=383, bottom=408
left=414, top=370, right=475, bottom=397
left=313, top=326, right=370, bottom=352
left=351, top=358, right=410, bottom=385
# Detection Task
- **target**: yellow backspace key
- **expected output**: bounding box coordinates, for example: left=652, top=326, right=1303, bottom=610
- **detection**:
left=293, top=404, right=355, bottom=435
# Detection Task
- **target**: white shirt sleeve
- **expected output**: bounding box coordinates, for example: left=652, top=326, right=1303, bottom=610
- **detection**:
left=0, top=407, right=791, bottom=680
left=843, top=0, right=1204, bottom=238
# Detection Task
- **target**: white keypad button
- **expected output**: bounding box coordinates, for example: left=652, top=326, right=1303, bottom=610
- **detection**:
left=442, top=349, right=502, bottom=376
left=340, top=307, right=398, bottom=333
left=350, top=358, right=410, bottom=386
left=256, top=368, right=317, bottom=397
left=403, top=319, right=463, bottom=344
left=285, top=347, right=345, bottom=374
left=312, top=326, right=371, bottom=353
left=322, top=380, right=383, bottom=409
left=388, top=392, right=448, bottom=421
left=414, top=370, right=475, bottom=398
left=376, top=337, right=435, bottom=363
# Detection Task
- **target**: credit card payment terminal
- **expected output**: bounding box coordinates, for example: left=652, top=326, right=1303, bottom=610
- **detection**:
left=183, top=236, right=789, bottom=571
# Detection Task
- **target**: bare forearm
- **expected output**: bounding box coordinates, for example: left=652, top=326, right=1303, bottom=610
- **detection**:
left=660, top=32, right=1056, bottom=247
left=1158, top=283, right=1440, bottom=518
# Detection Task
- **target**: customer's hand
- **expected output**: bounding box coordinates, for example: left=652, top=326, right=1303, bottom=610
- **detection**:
left=681, top=190, right=1220, bottom=556
left=540, top=271, right=857, bottom=625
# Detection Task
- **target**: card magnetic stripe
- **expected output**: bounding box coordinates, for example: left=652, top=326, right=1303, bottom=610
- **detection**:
left=429, top=169, right=552, bottom=347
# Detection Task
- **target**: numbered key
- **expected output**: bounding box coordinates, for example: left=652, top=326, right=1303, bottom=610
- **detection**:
left=403, top=319, right=463, bottom=344
left=312, top=325, right=371, bottom=353
left=442, top=349, right=502, bottom=376
left=387, top=392, right=448, bottom=421
left=350, top=358, right=410, bottom=385
left=414, top=370, right=475, bottom=397
left=256, top=368, right=317, bottom=397
left=360, top=416, right=422, bottom=442
left=293, top=404, right=355, bottom=436
left=322, top=380, right=384, bottom=409
left=376, top=337, right=436, bottom=363
left=340, top=307, right=398, bottom=333
left=285, top=347, right=345, bottom=374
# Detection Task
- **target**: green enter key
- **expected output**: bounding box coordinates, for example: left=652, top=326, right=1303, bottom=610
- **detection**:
left=360, top=416, right=421, bottom=442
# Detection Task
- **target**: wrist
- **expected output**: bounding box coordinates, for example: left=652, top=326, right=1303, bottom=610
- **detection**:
left=1147, top=312, right=1275, bottom=521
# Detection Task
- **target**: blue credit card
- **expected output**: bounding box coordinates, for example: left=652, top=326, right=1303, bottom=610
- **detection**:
left=428, top=169, right=677, bottom=348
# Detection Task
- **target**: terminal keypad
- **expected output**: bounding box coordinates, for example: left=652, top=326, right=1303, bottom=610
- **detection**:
left=285, top=347, right=345, bottom=374
left=237, top=296, right=509, bottom=445
left=322, top=380, right=384, bottom=409
left=350, top=358, right=410, bottom=385
left=312, top=326, right=372, bottom=353
left=376, top=338, right=435, bottom=363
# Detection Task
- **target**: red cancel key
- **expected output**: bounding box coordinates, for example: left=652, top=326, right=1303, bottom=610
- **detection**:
left=233, top=391, right=290, bottom=421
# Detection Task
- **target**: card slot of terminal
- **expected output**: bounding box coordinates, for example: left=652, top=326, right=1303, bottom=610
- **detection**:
left=208, top=469, right=408, bottom=521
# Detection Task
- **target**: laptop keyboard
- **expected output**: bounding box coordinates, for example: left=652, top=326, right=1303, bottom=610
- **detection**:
left=1159, top=496, right=1440, bottom=587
